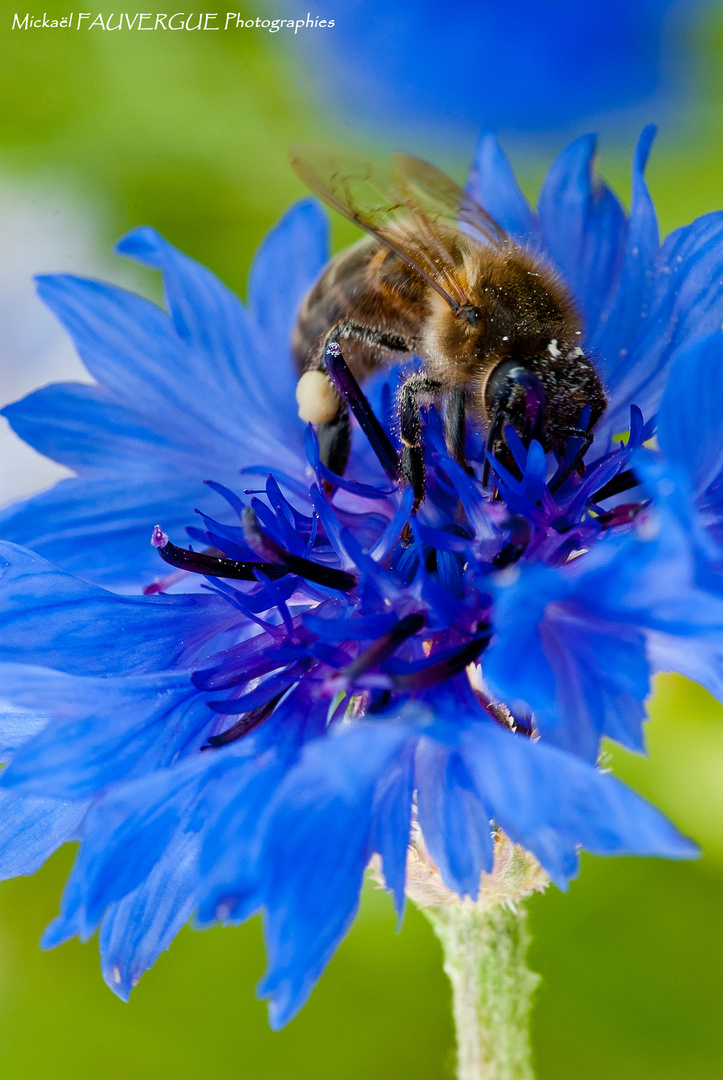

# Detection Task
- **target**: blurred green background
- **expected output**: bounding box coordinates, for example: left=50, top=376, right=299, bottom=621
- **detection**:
left=2, top=2, right=723, bottom=1076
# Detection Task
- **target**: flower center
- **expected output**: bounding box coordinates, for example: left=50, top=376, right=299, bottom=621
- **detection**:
left=148, top=363, right=650, bottom=750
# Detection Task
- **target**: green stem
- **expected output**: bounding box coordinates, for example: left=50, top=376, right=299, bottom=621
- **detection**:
left=424, top=900, right=539, bottom=1080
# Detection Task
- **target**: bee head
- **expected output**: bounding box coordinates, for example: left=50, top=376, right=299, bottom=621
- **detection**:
left=481, top=345, right=607, bottom=454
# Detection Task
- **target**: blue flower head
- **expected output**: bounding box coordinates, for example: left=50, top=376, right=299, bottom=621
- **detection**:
left=269, top=0, right=698, bottom=141
left=2, top=127, right=723, bottom=1027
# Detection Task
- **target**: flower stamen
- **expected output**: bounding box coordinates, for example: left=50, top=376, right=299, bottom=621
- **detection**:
left=241, top=508, right=358, bottom=592
left=151, top=527, right=288, bottom=581
left=202, top=692, right=286, bottom=749
left=387, top=631, right=491, bottom=691
left=341, top=612, right=426, bottom=682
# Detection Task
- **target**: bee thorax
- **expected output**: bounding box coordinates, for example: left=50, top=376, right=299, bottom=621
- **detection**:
left=296, top=370, right=341, bottom=424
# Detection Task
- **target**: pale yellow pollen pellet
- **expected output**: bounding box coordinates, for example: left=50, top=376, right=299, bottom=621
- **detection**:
left=295, top=370, right=341, bottom=424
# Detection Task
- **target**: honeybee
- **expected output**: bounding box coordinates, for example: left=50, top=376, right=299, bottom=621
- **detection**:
left=290, top=147, right=607, bottom=504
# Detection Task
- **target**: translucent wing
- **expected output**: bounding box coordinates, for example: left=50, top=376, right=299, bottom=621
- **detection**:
left=392, top=153, right=506, bottom=249
left=290, top=146, right=507, bottom=313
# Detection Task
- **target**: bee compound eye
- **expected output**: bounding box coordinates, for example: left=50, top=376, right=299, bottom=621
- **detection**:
left=296, top=370, right=341, bottom=424
left=458, top=304, right=482, bottom=328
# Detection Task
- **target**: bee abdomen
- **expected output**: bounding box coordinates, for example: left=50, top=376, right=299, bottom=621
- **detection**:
left=292, top=237, right=426, bottom=379
left=293, top=238, right=378, bottom=373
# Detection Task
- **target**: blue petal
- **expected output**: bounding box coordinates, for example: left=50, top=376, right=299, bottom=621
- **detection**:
left=484, top=565, right=561, bottom=715
left=605, top=210, right=723, bottom=428
left=34, top=272, right=192, bottom=410
left=98, top=825, right=201, bottom=1001
left=247, top=199, right=329, bottom=369
left=458, top=722, right=696, bottom=890
left=657, top=332, right=723, bottom=497
left=485, top=562, right=650, bottom=759
left=0, top=667, right=214, bottom=798
left=0, top=790, right=87, bottom=879
left=0, top=542, right=235, bottom=675
left=115, top=223, right=301, bottom=455
left=0, top=208, right=330, bottom=586
left=0, top=477, right=232, bottom=588
left=119, top=204, right=325, bottom=450
left=257, top=723, right=409, bottom=1028
left=522, top=440, right=547, bottom=503
left=14, top=271, right=306, bottom=477
left=646, top=631, right=723, bottom=705
left=575, top=508, right=723, bottom=639
left=367, top=739, right=416, bottom=916
left=31, top=272, right=292, bottom=471
left=538, top=133, right=626, bottom=333
left=116, top=227, right=258, bottom=389
left=593, top=125, right=659, bottom=417
left=43, top=763, right=202, bottom=944
left=3, top=383, right=196, bottom=477
left=541, top=611, right=649, bottom=756
left=466, top=132, right=539, bottom=245
left=194, top=756, right=289, bottom=927
left=197, top=684, right=333, bottom=927
left=415, top=734, right=494, bottom=898
left=0, top=699, right=49, bottom=759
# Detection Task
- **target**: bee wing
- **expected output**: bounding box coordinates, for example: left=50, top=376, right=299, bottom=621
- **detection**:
left=392, top=153, right=507, bottom=250
left=289, top=145, right=497, bottom=312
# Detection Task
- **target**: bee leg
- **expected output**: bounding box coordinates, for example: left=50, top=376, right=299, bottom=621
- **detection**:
left=398, top=372, right=441, bottom=510
left=481, top=401, right=510, bottom=489
left=317, top=404, right=352, bottom=477
left=323, top=330, right=399, bottom=480
left=444, top=388, right=468, bottom=467
left=336, top=319, right=411, bottom=355
left=548, top=427, right=594, bottom=493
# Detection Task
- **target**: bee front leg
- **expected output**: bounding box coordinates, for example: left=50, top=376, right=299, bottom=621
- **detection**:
left=443, top=388, right=468, bottom=467
left=398, top=372, right=441, bottom=510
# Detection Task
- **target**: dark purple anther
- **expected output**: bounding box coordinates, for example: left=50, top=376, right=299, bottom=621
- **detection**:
left=493, top=517, right=531, bottom=569
left=202, top=692, right=284, bottom=750
left=242, top=508, right=358, bottom=593
left=324, top=336, right=400, bottom=481
left=598, top=502, right=648, bottom=528
left=151, top=530, right=288, bottom=581
left=388, top=633, right=491, bottom=692
left=342, top=612, right=425, bottom=682
left=593, top=468, right=640, bottom=503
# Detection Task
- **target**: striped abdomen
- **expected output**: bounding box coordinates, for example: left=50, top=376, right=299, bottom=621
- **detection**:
left=292, top=235, right=428, bottom=382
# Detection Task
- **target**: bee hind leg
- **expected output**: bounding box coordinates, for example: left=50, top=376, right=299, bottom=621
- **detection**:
left=398, top=372, right=442, bottom=510
left=323, top=330, right=399, bottom=481
left=317, top=405, right=352, bottom=477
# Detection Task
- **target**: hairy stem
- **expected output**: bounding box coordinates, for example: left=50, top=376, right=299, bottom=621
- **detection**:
left=424, top=900, right=539, bottom=1080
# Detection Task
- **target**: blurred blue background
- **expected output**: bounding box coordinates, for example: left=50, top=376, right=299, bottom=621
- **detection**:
left=1, top=2, right=723, bottom=1075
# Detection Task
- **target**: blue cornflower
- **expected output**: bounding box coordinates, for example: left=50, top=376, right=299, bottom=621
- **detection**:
left=269, top=0, right=696, bottom=141
left=1, top=128, right=722, bottom=1027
